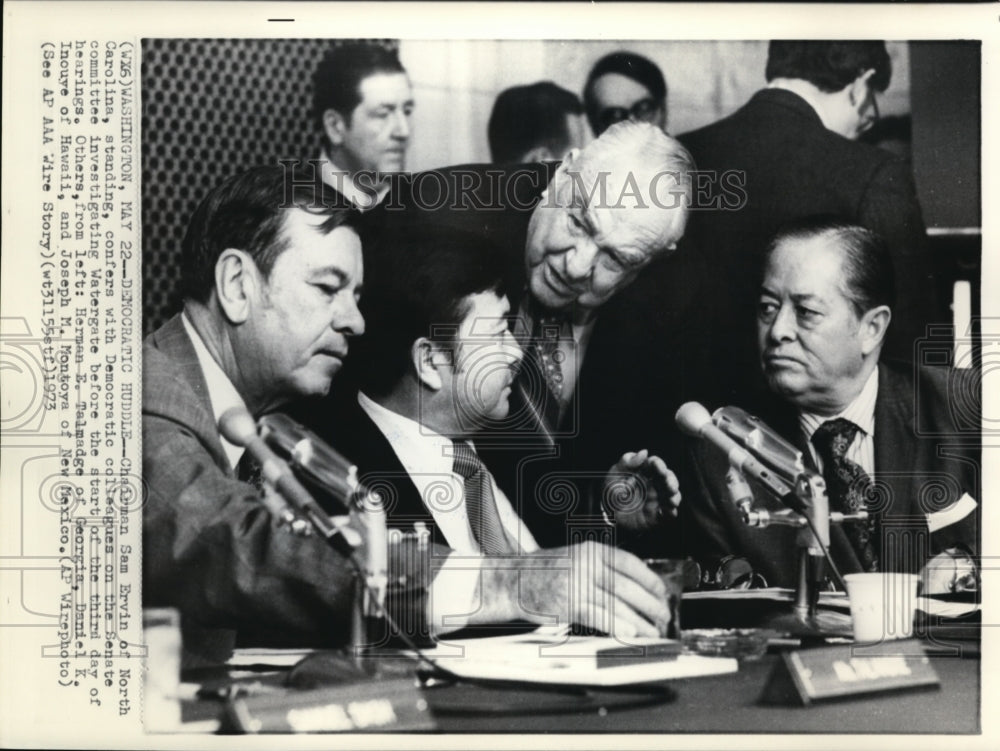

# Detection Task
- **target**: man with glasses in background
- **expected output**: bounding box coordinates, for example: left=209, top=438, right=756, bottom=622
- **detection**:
left=678, top=40, right=937, bottom=408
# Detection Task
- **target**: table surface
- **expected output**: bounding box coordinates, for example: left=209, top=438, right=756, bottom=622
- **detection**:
left=425, top=648, right=979, bottom=734
left=181, top=642, right=979, bottom=735
left=181, top=592, right=981, bottom=735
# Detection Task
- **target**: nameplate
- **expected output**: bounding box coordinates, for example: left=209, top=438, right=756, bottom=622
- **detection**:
left=223, top=677, right=435, bottom=733
left=760, top=639, right=939, bottom=706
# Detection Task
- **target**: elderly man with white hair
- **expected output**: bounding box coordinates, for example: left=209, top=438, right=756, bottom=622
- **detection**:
left=314, top=121, right=700, bottom=556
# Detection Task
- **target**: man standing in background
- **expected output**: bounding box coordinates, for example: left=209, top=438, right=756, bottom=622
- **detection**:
left=679, top=41, right=936, bottom=407
left=312, top=42, right=415, bottom=208
left=583, top=51, right=668, bottom=136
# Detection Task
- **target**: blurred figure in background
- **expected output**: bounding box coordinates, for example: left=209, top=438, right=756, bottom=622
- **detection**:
left=583, top=51, right=668, bottom=136
left=488, top=81, right=589, bottom=164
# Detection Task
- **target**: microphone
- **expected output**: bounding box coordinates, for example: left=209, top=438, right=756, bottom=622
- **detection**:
left=713, top=406, right=806, bottom=484
left=219, top=407, right=361, bottom=549
left=254, top=413, right=388, bottom=633
left=219, top=407, right=299, bottom=528
left=675, top=402, right=801, bottom=510
left=258, top=413, right=356, bottom=511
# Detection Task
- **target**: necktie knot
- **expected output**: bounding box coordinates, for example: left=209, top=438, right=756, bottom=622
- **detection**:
left=811, top=417, right=862, bottom=461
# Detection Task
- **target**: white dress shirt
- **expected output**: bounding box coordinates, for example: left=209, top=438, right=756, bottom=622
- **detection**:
left=797, top=365, right=976, bottom=568
left=317, top=150, right=391, bottom=210
left=358, top=391, right=539, bottom=556
left=181, top=312, right=247, bottom=469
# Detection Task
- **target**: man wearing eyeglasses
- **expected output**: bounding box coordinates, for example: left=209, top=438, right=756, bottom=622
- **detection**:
left=583, top=51, right=668, bottom=136
left=679, top=41, right=937, bottom=409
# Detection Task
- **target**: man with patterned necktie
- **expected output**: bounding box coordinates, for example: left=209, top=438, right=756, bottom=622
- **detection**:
left=331, top=220, right=673, bottom=638
left=684, top=218, right=979, bottom=592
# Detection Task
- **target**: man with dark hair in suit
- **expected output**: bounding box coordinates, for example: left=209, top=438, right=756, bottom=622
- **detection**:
left=684, top=219, right=978, bottom=592
left=143, top=166, right=367, bottom=663
left=679, top=40, right=937, bottom=408
left=334, top=222, right=673, bottom=638
left=312, top=42, right=414, bottom=208
left=583, top=51, right=668, bottom=136
left=487, top=81, right=588, bottom=164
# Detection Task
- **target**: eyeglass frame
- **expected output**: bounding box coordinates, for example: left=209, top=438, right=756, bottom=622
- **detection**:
left=596, top=96, right=663, bottom=132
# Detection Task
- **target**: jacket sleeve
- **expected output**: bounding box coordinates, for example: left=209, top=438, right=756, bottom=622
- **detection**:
left=859, top=158, right=939, bottom=361
left=142, top=405, right=358, bottom=649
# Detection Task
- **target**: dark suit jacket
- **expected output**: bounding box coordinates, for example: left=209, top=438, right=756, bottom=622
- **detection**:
left=684, top=362, right=980, bottom=588
left=679, top=88, right=937, bottom=406
left=318, top=162, right=702, bottom=554
left=143, top=314, right=358, bottom=663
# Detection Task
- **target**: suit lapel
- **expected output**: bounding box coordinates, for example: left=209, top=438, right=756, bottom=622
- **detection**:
left=334, top=400, right=447, bottom=546
left=147, top=313, right=230, bottom=471
left=873, top=366, right=919, bottom=519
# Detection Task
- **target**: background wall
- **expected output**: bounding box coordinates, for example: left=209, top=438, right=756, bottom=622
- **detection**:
left=910, top=41, right=981, bottom=230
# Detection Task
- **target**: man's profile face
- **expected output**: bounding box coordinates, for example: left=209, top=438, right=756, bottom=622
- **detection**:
left=243, top=211, right=365, bottom=406
left=341, top=72, right=414, bottom=173
left=590, top=73, right=665, bottom=135
left=757, top=237, right=866, bottom=412
left=445, top=291, right=523, bottom=425
left=524, top=159, right=686, bottom=312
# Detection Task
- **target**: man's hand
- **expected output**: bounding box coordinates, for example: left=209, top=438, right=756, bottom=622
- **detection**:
left=920, top=549, right=978, bottom=596
left=602, top=449, right=682, bottom=533
left=476, top=542, right=670, bottom=638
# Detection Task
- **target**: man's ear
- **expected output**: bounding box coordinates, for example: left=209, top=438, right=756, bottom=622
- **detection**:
left=322, top=108, right=348, bottom=147
left=860, top=304, right=891, bottom=356
left=412, top=337, right=444, bottom=391
left=215, top=249, right=257, bottom=324
left=848, top=68, right=877, bottom=106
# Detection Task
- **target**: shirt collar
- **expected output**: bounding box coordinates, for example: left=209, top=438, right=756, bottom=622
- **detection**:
left=181, top=312, right=247, bottom=469
left=799, top=366, right=879, bottom=442
left=357, top=391, right=464, bottom=475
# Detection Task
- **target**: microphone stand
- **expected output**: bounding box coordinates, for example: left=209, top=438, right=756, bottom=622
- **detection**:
left=348, top=480, right=388, bottom=672
left=254, top=413, right=390, bottom=670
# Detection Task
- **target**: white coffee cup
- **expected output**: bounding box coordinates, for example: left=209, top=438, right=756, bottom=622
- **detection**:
left=844, top=573, right=920, bottom=643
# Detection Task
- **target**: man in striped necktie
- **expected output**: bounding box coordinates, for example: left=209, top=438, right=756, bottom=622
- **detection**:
left=334, top=221, right=672, bottom=638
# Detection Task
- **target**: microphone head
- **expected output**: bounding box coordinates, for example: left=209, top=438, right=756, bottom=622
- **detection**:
left=675, top=401, right=713, bottom=437
left=219, top=406, right=259, bottom=447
